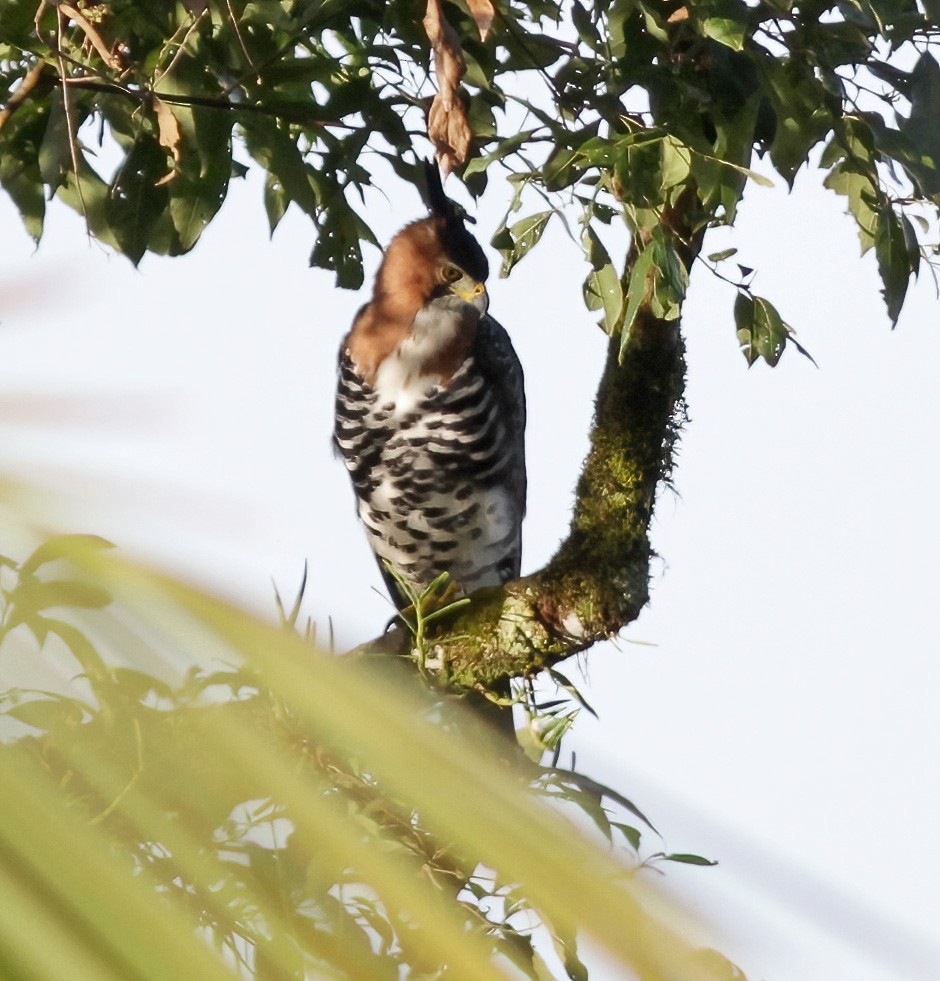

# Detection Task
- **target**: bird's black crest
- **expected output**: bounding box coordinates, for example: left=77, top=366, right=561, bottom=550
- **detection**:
left=421, top=160, right=489, bottom=283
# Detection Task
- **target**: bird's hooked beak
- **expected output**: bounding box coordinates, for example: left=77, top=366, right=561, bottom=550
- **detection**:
left=450, top=275, right=488, bottom=315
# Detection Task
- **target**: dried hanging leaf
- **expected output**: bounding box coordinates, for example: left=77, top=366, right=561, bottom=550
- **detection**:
left=667, top=6, right=689, bottom=22
left=423, top=0, right=472, bottom=173
left=467, top=0, right=495, bottom=40
left=153, top=98, right=182, bottom=185
left=424, top=0, right=464, bottom=108
left=427, top=96, right=472, bottom=174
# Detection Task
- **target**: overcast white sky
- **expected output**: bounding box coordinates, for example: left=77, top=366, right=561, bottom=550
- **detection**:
left=1, top=147, right=938, bottom=978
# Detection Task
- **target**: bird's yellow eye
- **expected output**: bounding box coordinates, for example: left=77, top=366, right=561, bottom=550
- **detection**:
left=441, top=265, right=462, bottom=283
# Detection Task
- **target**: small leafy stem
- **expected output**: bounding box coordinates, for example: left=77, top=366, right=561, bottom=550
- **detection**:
left=383, top=566, right=471, bottom=674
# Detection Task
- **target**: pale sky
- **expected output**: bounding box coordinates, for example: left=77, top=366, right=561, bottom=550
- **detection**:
left=1, top=150, right=938, bottom=979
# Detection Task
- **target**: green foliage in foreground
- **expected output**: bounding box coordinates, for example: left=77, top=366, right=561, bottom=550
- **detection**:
left=0, top=534, right=738, bottom=980
left=2, top=1, right=939, bottom=363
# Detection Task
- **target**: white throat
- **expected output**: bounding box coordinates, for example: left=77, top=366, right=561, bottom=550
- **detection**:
left=372, top=305, right=467, bottom=416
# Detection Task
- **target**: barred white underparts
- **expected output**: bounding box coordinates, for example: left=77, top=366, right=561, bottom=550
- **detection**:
left=334, top=313, right=525, bottom=609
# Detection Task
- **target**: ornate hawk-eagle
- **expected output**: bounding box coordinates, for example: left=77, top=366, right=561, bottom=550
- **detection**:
left=334, top=163, right=526, bottom=611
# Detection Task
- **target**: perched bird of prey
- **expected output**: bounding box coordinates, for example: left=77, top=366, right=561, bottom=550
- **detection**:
left=334, top=163, right=526, bottom=611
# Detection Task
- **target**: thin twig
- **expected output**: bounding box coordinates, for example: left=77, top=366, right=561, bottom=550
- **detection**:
left=492, top=5, right=568, bottom=107
left=55, top=6, right=90, bottom=240
left=0, top=62, right=48, bottom=130
left=221, top=3, right=332, bottom=97
left=58, top=75, right=345, bottom=126
left=152, top=10, right=207, bottom=92
left=56, top=1, right=123, bottom=69
left=225, top=0, right=259, bottom=81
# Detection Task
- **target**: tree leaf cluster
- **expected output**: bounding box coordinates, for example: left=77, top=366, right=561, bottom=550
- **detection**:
left=0, top=534, right=730, bottom=980
left=1, top=1, right=422, bottom=280
left=2, top=1, right=939, bottom=348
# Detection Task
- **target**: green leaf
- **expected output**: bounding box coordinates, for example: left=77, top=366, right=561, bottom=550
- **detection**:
left=44, top=618, right=111, bottom=686
left=463, top=129, right=539, bottom=178
left=611, top=822, right=642, bottom=851
left=874, top=204, right=913, bottom=326
left=694, top=148, right=774, bottom=188
left=660, top=135, right=692, bottom=188
left=37, top=90, right=72, bottom=195
left=757, top=46, right=840, bottom=183
left=548, top=916, right=589, bottom=981
left=310, top=195, right=376, bottom=290
left=241, top=116, right=320, bottom=221
left=30, top=579, right=111, bottom=610
left=571, top=0, right=600, bottom=48
left=523, top=708, right=578, bottom=758
left=618, top=227, right=689, bottom=356
left=107, top=133, right=170, bottom=266
left=707, top=248, right=738, bottom=262
left=0, top=0, right=37, bottom=45
left=567, top=782, right=613, bottom=842
left=0, top=101, right=47, bottom=241
left=546, top=668, right=599, bottom=719
left=19, top=535, right=114, bottom=576
left=615, top=133, right=666, bottom=208
left=497, top=210, right=553, bottom=277
left=581, top=226, right=624, bottom=332
left=606, top=0, right=635, bottom=58
left=621, top=245, right=655, bottom=355
left=899, top=212, right=921, bottom=280
left=583, top=264, right=622, bottom=324
left=822, top=119, right=881, bottom=251
left=823, top=163, right=880, bottom=252
left=542, top=146, right=585, bottom=191
left=682, top=947, right=748, bottom=979
left=55, top=155, right=120, bottom=252
left=702, top=17, right=746, bottom=51
left=647, top=229, right=689, bottom=322
left=735, top=292, right=794, bottom=367
left=166, top=117, right=233, bottom=254
left=898, top=52, right=940, bottom=200
left=662, top=852, right=718, bottom=867
left=7, top=580, right=112, bottom=635
left=263, top=170, right=290, bottom=234
left=752, top=296, right=789, bottom=365
left=5, top=696, right=87, bottom=732
left=735, top=291, right=755, bottom=366
left=638, top=2, right=668, bottom=41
